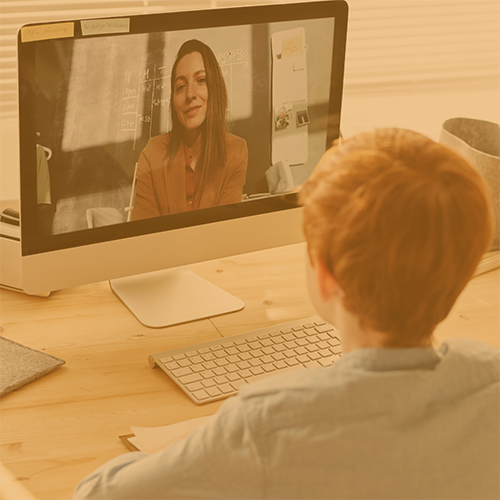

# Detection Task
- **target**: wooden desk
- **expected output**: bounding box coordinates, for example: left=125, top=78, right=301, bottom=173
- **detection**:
left=0, top=243, right=499, bottom=500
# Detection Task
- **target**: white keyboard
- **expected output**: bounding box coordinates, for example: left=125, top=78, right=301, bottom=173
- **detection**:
left=149, top=316, right=342, bottom=405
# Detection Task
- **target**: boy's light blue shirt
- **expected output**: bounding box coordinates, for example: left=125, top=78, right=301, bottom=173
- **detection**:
left=75, top=338, right=500, bottom=499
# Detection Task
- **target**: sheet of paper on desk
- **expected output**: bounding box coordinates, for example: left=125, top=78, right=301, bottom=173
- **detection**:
left=129, top=415, right=211, bottom=453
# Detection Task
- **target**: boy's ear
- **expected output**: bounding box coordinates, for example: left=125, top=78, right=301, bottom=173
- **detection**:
left=311, top=252, right=343, bottom=302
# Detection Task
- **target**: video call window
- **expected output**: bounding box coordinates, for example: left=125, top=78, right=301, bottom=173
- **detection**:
left=32, top=17, right=335, bottom=236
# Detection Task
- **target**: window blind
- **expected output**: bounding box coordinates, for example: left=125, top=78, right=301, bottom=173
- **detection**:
left=1, top=0, right=499, bottom=118
left=0, top=0, right=215, bottom=118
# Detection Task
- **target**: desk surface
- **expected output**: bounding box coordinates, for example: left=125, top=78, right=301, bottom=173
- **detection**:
left=0, top=242, right=499, bottom=500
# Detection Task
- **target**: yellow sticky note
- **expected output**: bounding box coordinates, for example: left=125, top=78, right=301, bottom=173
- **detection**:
left=21, top=22, right=75, bottom=43
left=282, top=34, right=303, bottom=59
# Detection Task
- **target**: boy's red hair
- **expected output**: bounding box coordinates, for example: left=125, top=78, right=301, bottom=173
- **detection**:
left=300, top=129, right=493, bottom=346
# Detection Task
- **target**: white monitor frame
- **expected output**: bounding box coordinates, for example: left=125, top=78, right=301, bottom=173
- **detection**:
left=17, top=1, right=347, bottom=326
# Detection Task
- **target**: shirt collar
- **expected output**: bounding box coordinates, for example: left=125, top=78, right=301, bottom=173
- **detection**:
left=334, top=345, right=443, bottom=372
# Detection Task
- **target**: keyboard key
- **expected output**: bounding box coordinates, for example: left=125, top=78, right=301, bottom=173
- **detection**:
left=192, top=364, right=205, bottom=373
left=226, top=347, right=239, bottom=356
left=285, top=357, right=299, bottom=366
left=172, top=367, right=193, bottom=378
left=225, top=364, right=239, bottom=373
left=262, top=347, right=275, bottom=355
left=206, top=387, right=222, bottom=397
left=186, top=382, right=204, bottom=392
left=164, top=361, right=180, bottom=370
left=203, top=361, right=217, bottom=370
left=201, top=370, right=215, bottom=379
left=231, top=379, right=248, bottom=391
left=160, top=356, right=174, bottom=364
left=173, top=354, right=186, bottom=360
left=202, top=378, right=216, bottom=388
left=198, top=347, right=211, bottom=354
left=237, top=361, right=251, bottom=370
left=248, top=341, right=262, bottom=349
left=192, top=389, right=210, bottom=401
left=318, top=356, right=335, bottom=367
left=202, top=353, right=216, bottom=361
left=249, top=358, right=263, bottom=367
left=274, top=360, right=287, bottom=370
left=295, top=346, right=307, bottom=355
left=262, top=363, right=276, bottom=372
left=283, top=333, right=295, bottom=342
left=239, top=369, right=252, bottom=379
left=237, top=344, right=251, bottom=353
left=315, top=324, right=332, bottom=333
left=214, top=375, right=229, bottom=384
left=274, top=344, right=286, bottom=352
left=215, top=358, right=229, bottom=367
left=179, top=373, right=202, bottom=384
left=210, top=345, right=223, bottom=351
left=219, top=384, right=235, bottom=394
left=226, top=373, right=240, bottom=382
left=185, top=350, right=198, bottom=357
left=178, top=359, right=192, bottom=368
left=260, top=339, right=273, bottom=347
left=213, top=367, right=227, bottom=376
left=272, top=352, right=285, bottom=361
left=297, top=354, right=309, bottom=364
left=190, top=355, right=204, bottom=364
left=308, top=352, right=321, bottom=360
left=239, top=352, right=252, bottom=361
left=250, top=366, right=264, bottom=376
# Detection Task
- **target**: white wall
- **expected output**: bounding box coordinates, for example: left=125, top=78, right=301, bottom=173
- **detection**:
left=0, top=117, right=19, bottom=201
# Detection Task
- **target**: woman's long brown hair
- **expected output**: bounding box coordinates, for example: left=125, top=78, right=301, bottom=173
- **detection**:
left=167, top=39, right=228, bottom=187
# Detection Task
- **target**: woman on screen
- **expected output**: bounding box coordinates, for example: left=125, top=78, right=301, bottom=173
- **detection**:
left=132, top=39, right=248, bottom=219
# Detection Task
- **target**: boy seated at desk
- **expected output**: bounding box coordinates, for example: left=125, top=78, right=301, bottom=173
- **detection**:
left=75, top=128, right=500, bottom=500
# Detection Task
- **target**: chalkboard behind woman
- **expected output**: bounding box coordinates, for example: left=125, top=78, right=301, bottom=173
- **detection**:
left=132, top=39, right=248, bottom=220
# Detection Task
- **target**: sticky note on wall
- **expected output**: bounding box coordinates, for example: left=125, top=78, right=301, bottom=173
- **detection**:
left=282, top=34, right=303, bottom=59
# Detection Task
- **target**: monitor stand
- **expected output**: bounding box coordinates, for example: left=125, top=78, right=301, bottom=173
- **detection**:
left=109, top=266, right=244, bottom=328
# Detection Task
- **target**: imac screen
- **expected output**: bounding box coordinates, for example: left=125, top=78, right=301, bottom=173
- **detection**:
left=18, top=1, right=347, bottom=259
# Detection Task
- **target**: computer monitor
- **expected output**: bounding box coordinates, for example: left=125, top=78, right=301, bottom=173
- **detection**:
left=17, top=0, right=348, bottom=327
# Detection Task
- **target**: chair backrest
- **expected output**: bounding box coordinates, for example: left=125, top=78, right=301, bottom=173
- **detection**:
left=86, top=207, right=126, bottom=229
left=0, top=462, right=38, bottom=500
